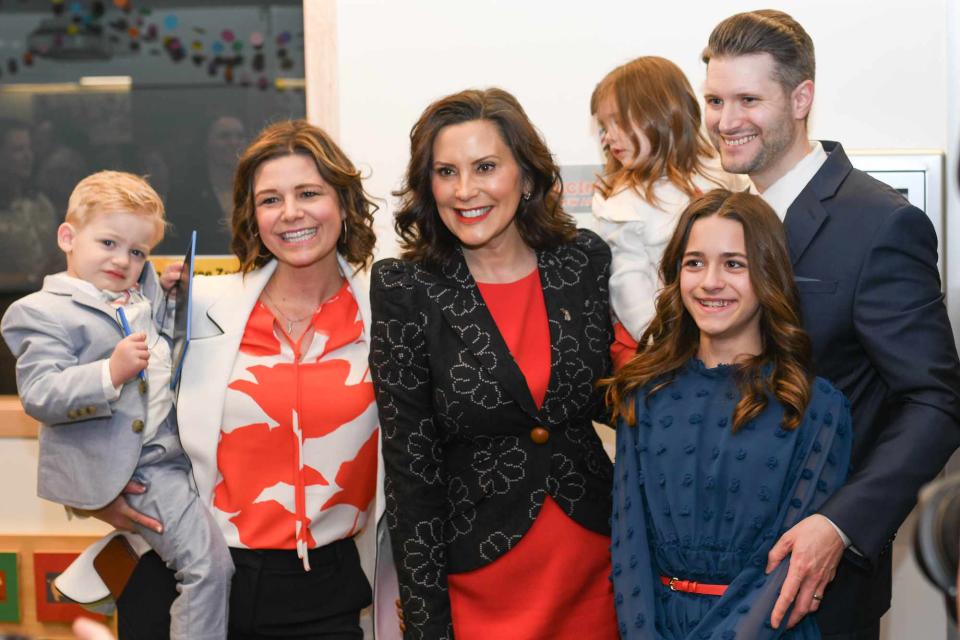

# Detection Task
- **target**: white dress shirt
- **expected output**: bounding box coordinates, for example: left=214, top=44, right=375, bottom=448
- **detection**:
left=748, top=140, right=827, bottom=219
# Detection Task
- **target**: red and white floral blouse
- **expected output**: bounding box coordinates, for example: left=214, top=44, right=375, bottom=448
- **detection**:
left=212, top=281, right=379, bottom=569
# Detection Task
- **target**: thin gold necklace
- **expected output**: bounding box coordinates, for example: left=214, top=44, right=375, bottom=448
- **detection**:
left=262, top=288, right=319, bottom=334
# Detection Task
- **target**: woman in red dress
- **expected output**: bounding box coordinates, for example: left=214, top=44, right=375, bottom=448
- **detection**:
left=370, top=88, right=618, bottom=639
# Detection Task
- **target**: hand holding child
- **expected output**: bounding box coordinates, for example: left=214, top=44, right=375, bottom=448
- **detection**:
left=160, top=262, right=184, bottom=292
left=77, top=480, right=163, bottom=534
left=109, top=333, right=149, bottom=387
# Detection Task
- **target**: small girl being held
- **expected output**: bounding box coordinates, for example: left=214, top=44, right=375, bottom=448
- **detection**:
left=590, top=56, right=745, bottom=367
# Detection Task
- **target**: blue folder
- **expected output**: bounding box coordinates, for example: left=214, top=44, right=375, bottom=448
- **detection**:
left=169, top=230, right=196, bottom=391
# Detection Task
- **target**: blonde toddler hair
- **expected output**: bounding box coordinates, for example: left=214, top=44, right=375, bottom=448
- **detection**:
left=66, top=171, right=166, bottom=246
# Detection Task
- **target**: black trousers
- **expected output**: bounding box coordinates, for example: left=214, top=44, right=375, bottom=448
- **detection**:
left=822, top=621, right=880, bottom=640
left=117, top=538, right=372, bottom=639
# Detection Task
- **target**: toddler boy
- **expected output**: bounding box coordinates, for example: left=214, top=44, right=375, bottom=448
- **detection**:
left=1, top=171, right=232, bottom=640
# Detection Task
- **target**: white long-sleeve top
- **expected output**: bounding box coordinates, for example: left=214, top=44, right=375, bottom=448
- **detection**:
left=592, top=160, right=746, bottom=341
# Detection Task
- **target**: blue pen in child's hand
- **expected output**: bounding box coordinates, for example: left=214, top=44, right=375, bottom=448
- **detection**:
left=116, top=307, right=147, bottom=381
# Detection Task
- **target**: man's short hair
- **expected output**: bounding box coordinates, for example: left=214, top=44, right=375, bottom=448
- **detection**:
left=66, top=171, right=166, bottom=246
left=702, top=9, right=815, bottom=93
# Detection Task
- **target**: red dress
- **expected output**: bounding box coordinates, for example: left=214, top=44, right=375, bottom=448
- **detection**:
left=611, top=321, right=640, bottom=371
left=447, top=269, right=618, bottom=639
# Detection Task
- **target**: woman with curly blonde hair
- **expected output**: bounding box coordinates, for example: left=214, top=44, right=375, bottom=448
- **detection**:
left=605, top=189, right=851, bottom=639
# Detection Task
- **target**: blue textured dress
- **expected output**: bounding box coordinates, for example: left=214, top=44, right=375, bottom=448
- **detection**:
left=611, top=359, right=852, bottom=639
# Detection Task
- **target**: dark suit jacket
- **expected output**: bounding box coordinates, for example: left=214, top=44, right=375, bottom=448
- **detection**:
left=787, top=142, right=960, bottom=633
left=370, top=229, right=614, bottom=639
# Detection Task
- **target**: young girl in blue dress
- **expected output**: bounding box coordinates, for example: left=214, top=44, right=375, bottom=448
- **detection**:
left=604, top=189, right=852, bottom=639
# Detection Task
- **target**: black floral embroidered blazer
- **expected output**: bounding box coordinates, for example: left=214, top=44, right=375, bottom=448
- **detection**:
left=369, top=229, right=614, bottom=639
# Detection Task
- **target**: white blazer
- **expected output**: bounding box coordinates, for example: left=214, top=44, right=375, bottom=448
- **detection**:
left=177, top=254, right=399, bottom=640
left=592, top=159, right=747, bottom=340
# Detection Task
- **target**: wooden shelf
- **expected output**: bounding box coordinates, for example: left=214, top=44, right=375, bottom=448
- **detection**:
left=0, top=396, right=38, bottom=439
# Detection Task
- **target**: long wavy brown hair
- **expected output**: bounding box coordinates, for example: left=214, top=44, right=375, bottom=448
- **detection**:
left=394, top=88, right=576, bottom=269
left=603, top=189, right=812, bottom=432
left=231, top=119, right=378, bottom=274
left=592, top=56, right=720, bottom=204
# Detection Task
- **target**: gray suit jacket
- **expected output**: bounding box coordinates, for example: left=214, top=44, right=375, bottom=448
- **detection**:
left=1, top=265, right=172, bottom=510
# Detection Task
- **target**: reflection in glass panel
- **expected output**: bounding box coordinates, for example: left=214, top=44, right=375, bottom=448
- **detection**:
left=0, top=0, right=305, bottom=393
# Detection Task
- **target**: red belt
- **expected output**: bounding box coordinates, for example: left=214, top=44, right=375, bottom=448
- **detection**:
left=660, top=575, right=728, bottom=596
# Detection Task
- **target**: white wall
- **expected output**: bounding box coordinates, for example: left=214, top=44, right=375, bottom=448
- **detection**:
left=331, top=1, right=955, bottom=638
left=334, top=0, right=950, bottom=256
left=0, top=439, right=110, bottom=535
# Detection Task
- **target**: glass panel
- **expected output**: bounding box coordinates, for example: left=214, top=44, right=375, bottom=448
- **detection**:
left=0, top=0, right=305, bottom=394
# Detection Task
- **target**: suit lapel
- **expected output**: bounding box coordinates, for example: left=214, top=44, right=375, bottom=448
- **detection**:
left=784, top=141, right=852, bottom=265
left=40, top=277, right=124, bottom=330
left=784, top=189, right=829, bottom=265
left=43, top=264, right=166, bottom=330
left=538, top=246, right=585, bottom=419
left=176, top=262, right=276, bottom=503
left=73, top=292, right=121, bottom=322
left=432, top=253, right=541, bottom=419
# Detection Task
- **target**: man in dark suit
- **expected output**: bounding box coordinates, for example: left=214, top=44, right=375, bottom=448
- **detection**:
left=702, top=10, right=960, bottom=640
